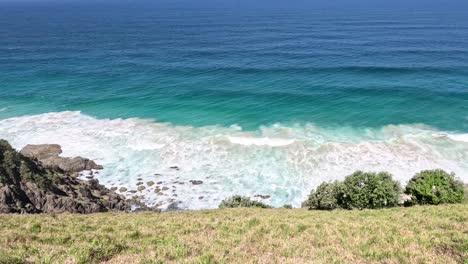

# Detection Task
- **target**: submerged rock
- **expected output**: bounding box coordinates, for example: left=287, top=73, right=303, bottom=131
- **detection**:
left=0, top=140, right=128, bottom=214
left=190, top=180, right=203, bottom=185
left=20, top=144, right=103, bottom=173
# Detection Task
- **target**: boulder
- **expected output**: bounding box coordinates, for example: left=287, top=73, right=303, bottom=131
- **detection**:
left=190, top=180, right=203, bottom=185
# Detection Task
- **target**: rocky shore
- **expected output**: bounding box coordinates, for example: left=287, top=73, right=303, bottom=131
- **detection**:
left=0, top=140, right=129, bottom=214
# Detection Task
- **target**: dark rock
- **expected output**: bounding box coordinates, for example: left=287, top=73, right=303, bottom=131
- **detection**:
left=198, top=196, right=204, bottom=199
left=136, top=182, right=144, bottom=186
left=1, top=140, right=129, bottom=214
left=157, top=181, right=163, bottom=184
left=137, top=178, right=143, bottom=181
left=169, top=166, right=180, bottom=171
left=20, top=144, right=103, bottom=173
left=190, top=180, right=203, bottom=185
left=166, top=202, right=180, bottom=211
left=254, top=194, right=271, bottom=199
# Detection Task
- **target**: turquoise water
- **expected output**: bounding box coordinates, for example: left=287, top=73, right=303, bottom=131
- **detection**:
left=0, top=2, right=467, bottom=209
left=1, top=2, right=467, bottom=131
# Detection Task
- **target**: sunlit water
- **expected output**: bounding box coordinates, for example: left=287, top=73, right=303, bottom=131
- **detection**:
left=1, top=2, right=467, bottom=209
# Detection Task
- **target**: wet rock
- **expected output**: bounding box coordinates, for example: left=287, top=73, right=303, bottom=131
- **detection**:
left=166, top=202, right=180, bottom=211
left=162, top=187, right=169, bottom=191
left=146, top=181, right=155, bottom=186
left=137, top=186, right=146, bottom=192
left=119, top=187, right=128, bottom=192
left=110, top=187, right=118, bottom=191
left=190, top=180, right=203, bottom=185
left=137, top=178, right=143, bottom=181
left=157, top=181, right=163, bottom=184
left=136, top=182, right=144, bottom=186
left=129, top=190, right=137, bottom=194
left=198, top=196, right=204, bottom=199
left=154, top=188, right=161, bottom=193
left=169, top=166, right=180, bottom=171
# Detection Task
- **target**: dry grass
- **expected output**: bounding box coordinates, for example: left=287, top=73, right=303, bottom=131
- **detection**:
left=0, top=203, right=467, bottom=264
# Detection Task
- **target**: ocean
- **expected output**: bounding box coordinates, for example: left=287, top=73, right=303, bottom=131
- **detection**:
left=1, top=1, right=467, bottom=209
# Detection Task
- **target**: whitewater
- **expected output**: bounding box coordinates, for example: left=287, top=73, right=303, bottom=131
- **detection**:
left=0, top=111, right=466, bottom=210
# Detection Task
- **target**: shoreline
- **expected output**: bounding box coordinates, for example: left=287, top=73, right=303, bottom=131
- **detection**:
left=1, top=111, right=468, bottom=210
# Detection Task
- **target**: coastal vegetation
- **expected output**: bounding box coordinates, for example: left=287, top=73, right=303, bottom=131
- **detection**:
left=219, top=195, right=272, bottom=209
left=304, top=170, right=464, bottom=211
left=405, top=169, right=465, bottom=205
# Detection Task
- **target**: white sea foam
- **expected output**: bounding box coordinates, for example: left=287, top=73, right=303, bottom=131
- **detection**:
left=448, top=134, right=468, bottom=143
left=0, top=111, right=467, bottom=210
left=228, top=136, right=295, bottom=146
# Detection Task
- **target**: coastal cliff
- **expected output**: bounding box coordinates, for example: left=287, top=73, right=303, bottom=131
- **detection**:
left=0, top=139, right=128, bottom=213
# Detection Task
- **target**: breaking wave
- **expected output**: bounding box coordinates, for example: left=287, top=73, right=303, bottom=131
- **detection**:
left=0, top=111, right=467, bottom=210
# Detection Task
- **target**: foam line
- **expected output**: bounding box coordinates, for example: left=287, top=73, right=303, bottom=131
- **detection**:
left=0, top=111, right=467, bottom=210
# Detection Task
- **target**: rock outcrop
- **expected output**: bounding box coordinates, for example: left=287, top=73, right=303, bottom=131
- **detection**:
left=20, top=144, right=103, bottom=173
left=0, top=140, right=128, bottom=214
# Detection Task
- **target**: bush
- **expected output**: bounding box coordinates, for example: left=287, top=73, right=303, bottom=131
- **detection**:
left=303, top=181, right=343, bottom=210
left=219, top=195, right=272, bottom=209
left=341, top=171, right=401, bottom=209
left=405, top=169, right=464, bottom=205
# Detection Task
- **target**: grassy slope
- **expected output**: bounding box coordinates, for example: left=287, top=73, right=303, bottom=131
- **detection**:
left=0, top=204, right=467, bottom=264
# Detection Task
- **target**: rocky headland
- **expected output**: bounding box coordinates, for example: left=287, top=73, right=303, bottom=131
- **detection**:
left=0, top=139, right=129, bottom=214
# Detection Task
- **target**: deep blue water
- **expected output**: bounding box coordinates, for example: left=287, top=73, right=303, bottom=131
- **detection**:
left=1, top=2, right=468, bottom=131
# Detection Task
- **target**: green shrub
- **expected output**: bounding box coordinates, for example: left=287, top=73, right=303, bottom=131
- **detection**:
left=219, top=195, right=272, bottom=209
left=405, top=169, right=464, bottom=205
left=303, top=181, right=343, bottom=210
left=341, top=171, right=401, bottom=209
